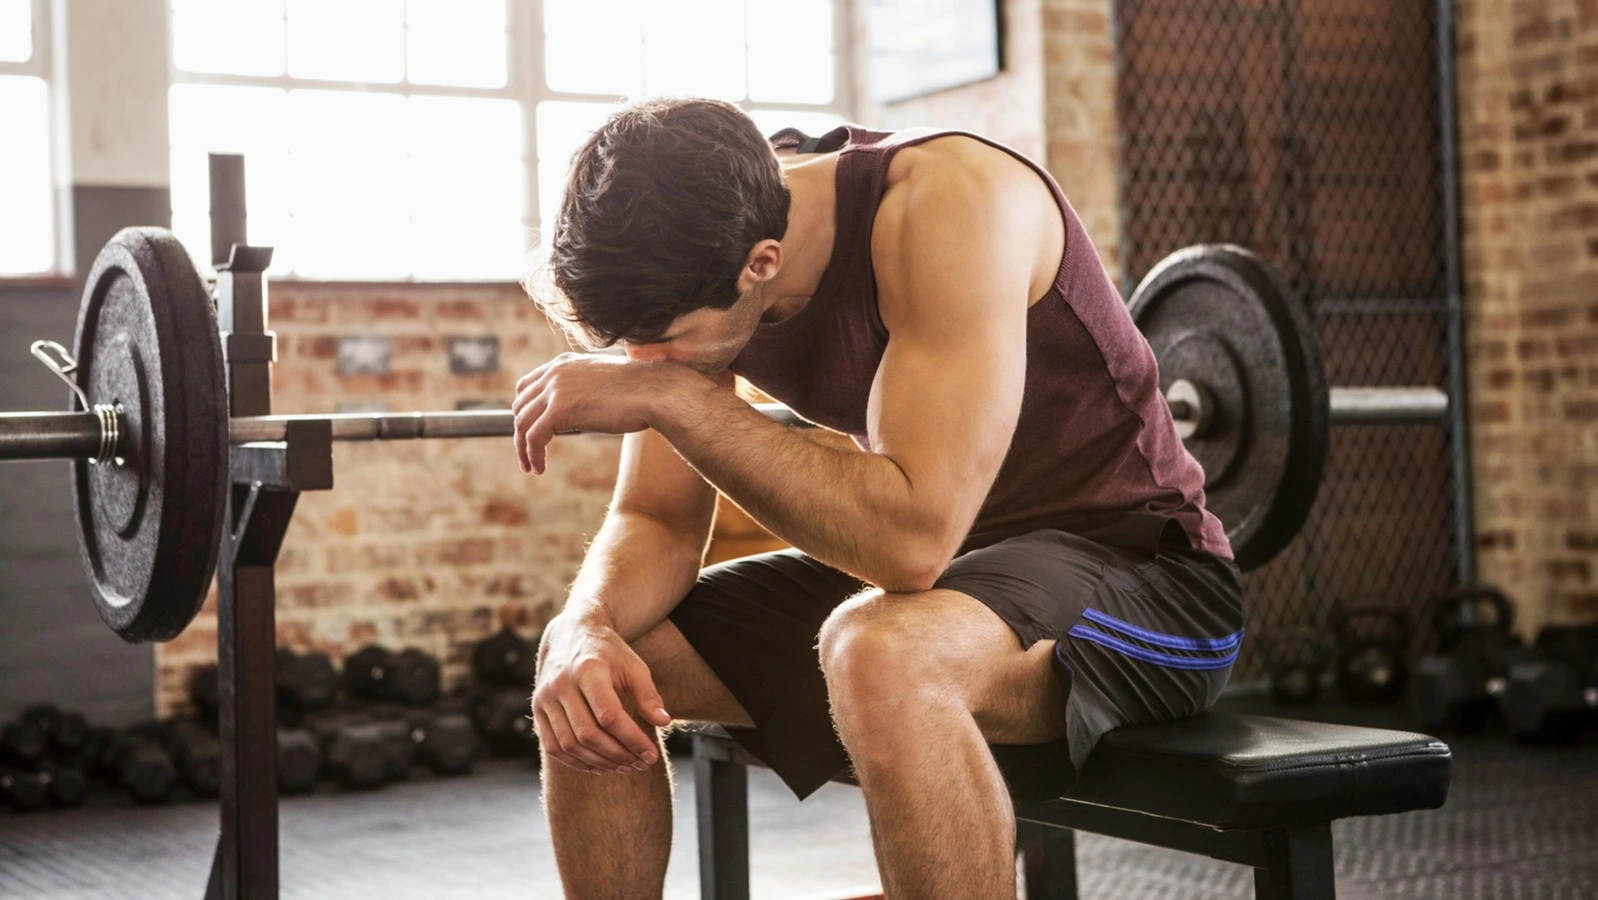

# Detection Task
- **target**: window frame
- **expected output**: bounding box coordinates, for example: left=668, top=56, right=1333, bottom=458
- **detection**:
left=166, top=0, right=853, bottom=283
left=0, top=0, right=64, bottom=280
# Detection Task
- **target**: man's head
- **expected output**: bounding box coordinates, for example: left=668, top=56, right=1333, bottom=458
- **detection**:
left=527, top=97, right=790, bottom=374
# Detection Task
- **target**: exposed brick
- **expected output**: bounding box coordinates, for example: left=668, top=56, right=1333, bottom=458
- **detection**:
left=415, top=537, right=497, bottom=567
left=435, top=300, right=487, bottom=322
left=1547, top=559, right=1592, bottom=582
left=298, top=335, right=337, bottom=360
left=482, top=499, right=530, bottom=526
left=282, top=582, right=355, bottom=609
left=367, top=298, right=422, bottom=321
left=1520, top=306, right=1576, bottom=328
left=1477, top=530, right=1518, bottom=549
left=1516, top=338, right=1553, bottom=361
left=1555, top=334, right=1598, bottom=357
left=1566, top=593, right=1598, bottom=617
left=327, top=508, right=359, bottom=537
left=1564, top=397, right=1598, bottom=420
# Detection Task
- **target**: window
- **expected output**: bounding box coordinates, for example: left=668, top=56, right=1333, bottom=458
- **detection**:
left=169, top=0, right=848, bottom=281
left=536, top=0, right=846, bottom=229
left=168, top=0, right=524, bottom=280
left=0, top=0, right=56, bottom=276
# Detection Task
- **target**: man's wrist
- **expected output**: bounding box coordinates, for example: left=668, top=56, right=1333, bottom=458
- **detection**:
left=562, top=599, right=618, bottom=633
left=647, top=364, right=716, bottom=435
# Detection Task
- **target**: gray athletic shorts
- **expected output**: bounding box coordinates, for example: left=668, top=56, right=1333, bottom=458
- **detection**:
left=667, top=512, right=1245, bottom=801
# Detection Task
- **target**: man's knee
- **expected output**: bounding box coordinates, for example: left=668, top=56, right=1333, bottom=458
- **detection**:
left=818, top=588, right=956, bottom=717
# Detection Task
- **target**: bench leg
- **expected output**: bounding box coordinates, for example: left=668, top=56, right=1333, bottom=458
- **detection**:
left=1017, top=820, right=1079, bottom=900
left=1253, top=823, right=1335, bottom=900
left=694, top=751, right=751, bottom=900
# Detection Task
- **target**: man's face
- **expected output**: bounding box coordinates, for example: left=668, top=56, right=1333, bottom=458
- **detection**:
left=619, top=282, right=767, bottom=375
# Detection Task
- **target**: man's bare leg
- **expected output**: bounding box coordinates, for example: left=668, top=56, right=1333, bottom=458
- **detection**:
left=819, top=588, right=1070, bottom=899
left=541, top=618, right=754, bottom=900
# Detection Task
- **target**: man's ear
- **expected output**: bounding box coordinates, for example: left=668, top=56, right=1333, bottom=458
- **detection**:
left=744, top=239, right=783, bottom=283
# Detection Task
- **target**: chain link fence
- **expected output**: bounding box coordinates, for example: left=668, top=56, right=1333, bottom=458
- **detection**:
left=1112, top=0, right=1469, bottom=684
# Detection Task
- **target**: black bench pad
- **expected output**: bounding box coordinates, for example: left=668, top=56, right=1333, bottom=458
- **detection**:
left=1053, top=712, right=1451, bottom=830
left=687, top=712, right=1451, bottom=833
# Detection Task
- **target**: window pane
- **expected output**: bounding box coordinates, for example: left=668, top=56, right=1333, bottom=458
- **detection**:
left=0, top=0, right=31, bottom=62
left=545, top=34, right=642, bottom=96
left=0, top=77, right=53, bottom=274
left=407, top=96, right=525, bottom=278
left=745, top=109, right=844, bottom=142
left=535, top=101, right=617, bottom=163
left=748, top=50, right=834, bottom=104
left=543, top=0, right=640, bottom=38
left=286, top=0, right=404, bottom=83
left=641, top=0, right=745, bottom=100
left=746, top=0, right=832, bottom=50
left=285, top=89, right=409, bottom=277
left=535, top=101, right=619, bottom=228
left=406, top=0, right=506, bottom=87
left=168, top=84, right=291, bottom=273
left=171, top=1, right=287, bottom=76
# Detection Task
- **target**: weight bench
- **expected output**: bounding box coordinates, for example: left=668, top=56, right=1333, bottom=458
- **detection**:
left=687, top=713, right=1451, bottom=899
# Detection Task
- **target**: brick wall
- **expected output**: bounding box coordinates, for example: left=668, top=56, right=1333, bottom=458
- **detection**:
left=1040, top=0, right=1122, bottom=284
left=154, top=282, right=617, bottom=716
left=1456, top=0, right=1598, bottom=631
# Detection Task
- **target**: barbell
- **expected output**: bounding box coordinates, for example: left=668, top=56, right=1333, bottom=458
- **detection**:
left=0, top=228, right=1450, bottom=643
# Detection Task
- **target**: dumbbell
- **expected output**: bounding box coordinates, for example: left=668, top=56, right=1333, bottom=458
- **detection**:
left=473, top=628, right=538, bottom=687
left=1500, top=625, right=1598, bottom=743
left=152, top=719, right=222, bottom=798
left=277, top=649, right=339, bottom=724
left=20, top=704, right=89, bottom=756
left=1, top=767, right=49, bottom=812
left=277, top=728, right=322, bottom=795
left=1409, top=630, right=1535, bottom=732
left=469, top=687, right=537, bottom=758
left=344, top=645, right=443, bottom=707
left=1334, top=607, right=1411, bottom=703
left=106, top=730, right=178, bottom=804
left=1266, top=628, right=1333, bottom=706
left=305, top=711, right=396, bottom=790
left=0, top=721, right=47, bottom=768
left=40, top=762, right=89, bottom=808
left=406, top=711, right=482, bottom=776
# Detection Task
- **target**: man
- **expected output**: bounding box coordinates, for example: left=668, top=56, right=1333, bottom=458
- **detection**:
left=513, top=97, right=1244, bottom=899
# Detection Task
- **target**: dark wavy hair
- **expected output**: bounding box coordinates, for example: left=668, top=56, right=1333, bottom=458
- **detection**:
left=526, top=97, right=791, bottom=349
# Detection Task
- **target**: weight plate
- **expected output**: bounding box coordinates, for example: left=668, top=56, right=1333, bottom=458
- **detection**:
left=1128, top=245, right=1330, bottom=571
left=70, top=228, right=227, bottom=643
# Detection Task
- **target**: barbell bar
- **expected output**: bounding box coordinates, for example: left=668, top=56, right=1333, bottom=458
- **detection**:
left=0, top=386, right=1446, bottom=464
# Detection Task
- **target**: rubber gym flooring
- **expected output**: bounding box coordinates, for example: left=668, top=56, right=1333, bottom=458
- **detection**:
left=2, top=703, right=1595, bottom=899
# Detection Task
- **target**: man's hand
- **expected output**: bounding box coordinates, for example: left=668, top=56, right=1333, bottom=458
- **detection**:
left=532, top=611, right=673, bottom=774
left=511, top=353, right=697, bottom=475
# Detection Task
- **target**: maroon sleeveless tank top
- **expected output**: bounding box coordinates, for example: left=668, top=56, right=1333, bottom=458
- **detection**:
left=730, top=125, right=1231, bottom=561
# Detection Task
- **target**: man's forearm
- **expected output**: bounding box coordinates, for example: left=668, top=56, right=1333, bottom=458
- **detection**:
left=562, top=510, right=708, bottom=642
left=651, top=384, right=952, bottom=592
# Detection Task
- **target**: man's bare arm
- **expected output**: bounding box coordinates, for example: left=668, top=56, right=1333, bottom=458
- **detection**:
left=652, top=165, right=1038, bottom=591
left=562, top=424, right=719, bottom=642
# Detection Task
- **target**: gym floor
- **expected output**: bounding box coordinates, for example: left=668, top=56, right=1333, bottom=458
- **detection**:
left=3, top=701, right=1595, bottom=899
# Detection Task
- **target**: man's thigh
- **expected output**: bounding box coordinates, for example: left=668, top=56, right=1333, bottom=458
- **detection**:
left=823, top=587, right=1070, bottom=746
left=629, top=619, right=755, bottom=728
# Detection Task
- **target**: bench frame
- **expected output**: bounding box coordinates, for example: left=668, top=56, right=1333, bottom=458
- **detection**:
left=689, top=732, right=1336, bottom=900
